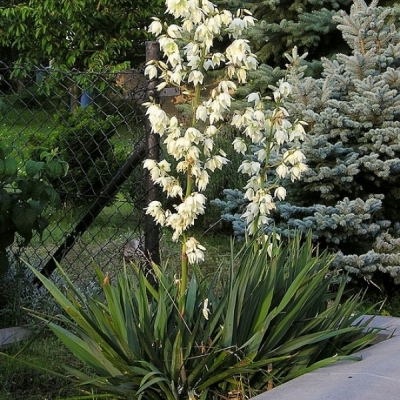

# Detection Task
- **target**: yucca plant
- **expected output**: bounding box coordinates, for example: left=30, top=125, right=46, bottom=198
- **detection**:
left=27, top=232, right=378, bottom=399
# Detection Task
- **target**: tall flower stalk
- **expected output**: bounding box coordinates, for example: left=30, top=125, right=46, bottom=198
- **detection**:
left=144, top=1, right=257, bottom=315
left=231, top=80, right=308, bottom=237
left=143, top=1, right=308, bottom=314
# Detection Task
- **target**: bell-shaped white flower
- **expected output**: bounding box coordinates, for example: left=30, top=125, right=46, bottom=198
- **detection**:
left=184, top=42, right=200, bottom=57
left=196, top=169, right=209, bottom=191
left=212, top=52, right=225, bottom=66
left=246, top=92, right=260, bottom=104
left=205, top=154, right=229, bottom=172
left=226, top=39, right=251, bottom=65
left=290, top=163, right=308, bottom=181
left=274, top=186, right=287, bottom=201
left=146, top=104, right=169, bottom=135
left=238, top=160, right=261, bottom=176
left=278, top=80, right=292, bottom=97
left=182, top=19, right=194, bottom=32
left=290, top=121, right=307, bottom=141
left=148, top=19, right=162, bottom=36
left=202, top=138, right=213, bottom=156
left=195, top=105, right=208, bottom=122
left=186, top=237, right=206, bottom=264
left=237, top=67, right=247, bottom=83
left=205, top=125, right=218, bottom=137
left=166, top=0, right=190, bottom=18
left=144, top=64, right=158, bottom=80
left=201, top=0, right=215, bottom=14
left=167, top=24, right=182, bottom=38
left=145, top=201, right=166, bottom=226
left=188, top=70, right=204, bottom=86
left=283, top=149, right=300, bottom=165
left=276, top=163, right=289, bottom=179
left=170, top=65, right=184, bottom=85
left=166, top=212, right=185, bottom=241
left=244, top=55, right=258, bottom=70
left=220, top=9, right=233, bottom=25
left=205, top=15, right=221, bottom=35
left=227, top=17, right=250, bottom=39
left=232, top=137, right=247, bottom=154
left=187, top=55, right=201, bottom=69
left=275, top=129, right=288, bottom=145
left=203, top=59, right=214, bottom=70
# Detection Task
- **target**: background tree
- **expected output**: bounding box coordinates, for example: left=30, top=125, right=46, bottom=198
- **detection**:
left=0, top=0, right=164, bottom=70
left=216, top=0, right=397, bottom=76
left=215, top=0, right=400, bottom=289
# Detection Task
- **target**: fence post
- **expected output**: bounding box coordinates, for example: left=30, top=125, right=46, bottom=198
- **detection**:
left=144, top=41, right=161, bottom=284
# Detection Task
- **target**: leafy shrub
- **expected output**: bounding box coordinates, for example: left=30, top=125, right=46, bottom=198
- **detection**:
left=12, top=84, right=54, bottom=110
left=0, top=145, right=67, bottom=274
left=0, top=257, right=102, bottom=328
left=29, top=232, right=378, bottom=399
left=46, top=106, right=123, bottom=207
left=0, top=98, right=9, bottom=115
left=0, top=258, right=59, bottom=328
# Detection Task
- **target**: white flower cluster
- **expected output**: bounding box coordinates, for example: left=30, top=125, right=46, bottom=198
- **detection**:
left=186, top=236, right=206, bottom=264
left=146, top=2, right=257, bottom=89
left=144, top=1, right=308, bottom=258
left=144, top=1, right=258, bottom=263
left=232, top=80, right=308, bottom=235
left=146, top=193, right=206, bottom=242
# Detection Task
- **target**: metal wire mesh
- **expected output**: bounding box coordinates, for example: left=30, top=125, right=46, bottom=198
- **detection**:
left=0, top=62, right=155, bottom=286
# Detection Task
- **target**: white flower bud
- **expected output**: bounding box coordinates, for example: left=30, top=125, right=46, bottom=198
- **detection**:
left=202, top=298, right=210, bottom=320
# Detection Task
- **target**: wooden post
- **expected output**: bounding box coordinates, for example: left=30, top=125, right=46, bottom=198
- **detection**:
left=144, top=41, right=161, bottom=286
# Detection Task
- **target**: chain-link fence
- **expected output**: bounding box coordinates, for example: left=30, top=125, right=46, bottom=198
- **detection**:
left=0, top=48, right=161, bottom=288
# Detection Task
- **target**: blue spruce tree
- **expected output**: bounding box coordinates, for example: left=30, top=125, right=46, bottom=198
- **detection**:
left=214, top=0, right=400, bottom=288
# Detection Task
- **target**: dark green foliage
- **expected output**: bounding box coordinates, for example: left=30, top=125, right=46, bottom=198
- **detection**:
left=46, top=106, right=123, bottom=206
left=0, top=260, right=60, bottom=328
left=10, top=79, right=59, bottom=111
left=215, top=0, right=352, bottom=73
left=28, top=232, right=378, bottom=399
left=0, top=99, right=8, bottom=115
left=0, top=145, right=67, bottom=274
left=0, top=0, right=165, bottom=70
left=361, top=292, right=400, bottom=316
left=249, top=0, right=351, bottom=67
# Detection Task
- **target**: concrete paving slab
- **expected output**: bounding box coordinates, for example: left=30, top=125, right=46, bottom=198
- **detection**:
left=0, top=326, right=33, bottom=347
left=254, top=316, right=400, bottom=400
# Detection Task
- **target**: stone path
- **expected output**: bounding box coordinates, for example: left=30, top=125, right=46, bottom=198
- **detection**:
left=254, top=316, right=400, bottom=400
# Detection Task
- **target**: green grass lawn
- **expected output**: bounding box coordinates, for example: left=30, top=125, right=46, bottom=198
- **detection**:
left=0, top=334, right=84, bottom=400
left=0, top=101, right=57, bottom=150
